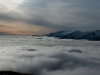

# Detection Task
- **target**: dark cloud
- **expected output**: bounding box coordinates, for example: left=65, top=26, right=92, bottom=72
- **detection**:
left=68, top=49, right=83, bottom=53
left=19, top=0, right=100, bottom=31
left=0, top=31, right=12, bottom=35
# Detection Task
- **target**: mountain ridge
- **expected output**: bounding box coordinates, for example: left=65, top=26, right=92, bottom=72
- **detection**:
left=46, top=30, right=100, bottom=41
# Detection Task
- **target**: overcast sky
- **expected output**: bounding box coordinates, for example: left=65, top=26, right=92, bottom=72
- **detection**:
left=0, top=0, right=100, bottom=35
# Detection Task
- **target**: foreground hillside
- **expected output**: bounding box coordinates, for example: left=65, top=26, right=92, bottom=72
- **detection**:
left=47, top=30, right=100, bottom=41
left=0, top=71, right=33, bottom=75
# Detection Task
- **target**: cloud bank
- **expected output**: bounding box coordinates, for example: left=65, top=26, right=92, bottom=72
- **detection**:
left=0, top=36, right=100, bottom=75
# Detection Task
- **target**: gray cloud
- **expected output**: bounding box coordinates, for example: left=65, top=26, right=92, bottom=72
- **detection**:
left=0, top=32, right=9, bottom=35
left=68, top=49, right=83, bottom=53
left=0, top=46, right=100, bottom=75
left=19, top=0, right=100, bottom=31
left=0, top=0, right=100, bottom=33
left=0, top=36, right=100, bottom=75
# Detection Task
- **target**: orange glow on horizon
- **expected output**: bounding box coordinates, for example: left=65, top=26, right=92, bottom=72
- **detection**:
left=0, top=21, right=53, bottom=35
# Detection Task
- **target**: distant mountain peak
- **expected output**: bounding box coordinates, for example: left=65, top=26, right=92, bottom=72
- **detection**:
left=47, top=30, right=72, bottom=37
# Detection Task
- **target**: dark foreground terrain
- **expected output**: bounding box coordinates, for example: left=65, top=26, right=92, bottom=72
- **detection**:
left=0, top=71, right=33, bottom=75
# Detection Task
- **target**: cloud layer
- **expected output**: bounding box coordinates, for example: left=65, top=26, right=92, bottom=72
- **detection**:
left=0, top=36, right=100, bottom=75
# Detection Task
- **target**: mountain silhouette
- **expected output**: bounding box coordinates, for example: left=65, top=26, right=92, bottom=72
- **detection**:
left=0, top=71, right=34, bottom=75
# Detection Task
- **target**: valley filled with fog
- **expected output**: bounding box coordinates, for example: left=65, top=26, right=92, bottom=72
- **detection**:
left=0, top=36, right=100, bottom=75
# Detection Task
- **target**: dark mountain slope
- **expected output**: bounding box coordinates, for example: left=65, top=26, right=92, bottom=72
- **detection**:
left=47, top=30, right=100, bottom=41
left=0, top=71, right=34, bottom=75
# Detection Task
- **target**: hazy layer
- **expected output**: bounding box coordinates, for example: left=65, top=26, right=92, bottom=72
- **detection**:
left=0, top=36, right=100, bottom=75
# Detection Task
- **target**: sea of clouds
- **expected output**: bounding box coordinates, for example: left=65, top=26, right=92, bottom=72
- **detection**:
left=0, top=36, right=100, bottom=75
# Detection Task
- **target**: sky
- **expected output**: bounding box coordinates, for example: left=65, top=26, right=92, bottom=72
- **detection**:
left=0, top=0, right=100, bottom=35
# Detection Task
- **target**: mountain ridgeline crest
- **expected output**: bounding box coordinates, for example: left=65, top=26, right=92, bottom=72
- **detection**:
left=47, top=30, right=100, bottom=41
